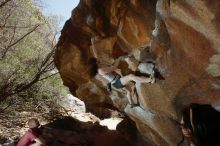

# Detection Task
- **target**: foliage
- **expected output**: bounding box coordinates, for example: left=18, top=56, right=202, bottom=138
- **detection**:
left=0, top=0, right=69, bottom=112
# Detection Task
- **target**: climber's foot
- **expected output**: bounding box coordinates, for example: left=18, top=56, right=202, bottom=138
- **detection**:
left=123, top=54, right=133, bottom=60
left=150, top=75, right=155, bottom=83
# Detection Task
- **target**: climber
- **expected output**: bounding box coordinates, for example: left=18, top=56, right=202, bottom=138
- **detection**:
left=17, top=118, right=46, bottom=146
left=179, top=103, right=220, bottom=146
left=90, top=37, right=155, bottom=107
left=89, top=57, right=154, bottom=107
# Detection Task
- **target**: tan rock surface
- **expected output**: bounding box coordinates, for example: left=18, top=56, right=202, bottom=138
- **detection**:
left=55, top=0, right=220, bottom=145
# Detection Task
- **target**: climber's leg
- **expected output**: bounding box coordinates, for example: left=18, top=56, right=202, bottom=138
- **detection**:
left=120, top=74, right=153, bottom=85
left=124, top=83, right=138, bottom=107
left=124, top=87, right=133, bottom=105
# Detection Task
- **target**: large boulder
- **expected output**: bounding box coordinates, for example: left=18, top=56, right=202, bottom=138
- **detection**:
left=55, top=0, right=220, bottom=145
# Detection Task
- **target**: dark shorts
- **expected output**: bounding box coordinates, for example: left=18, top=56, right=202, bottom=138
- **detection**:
left=112, top=78, right=125, bottom=89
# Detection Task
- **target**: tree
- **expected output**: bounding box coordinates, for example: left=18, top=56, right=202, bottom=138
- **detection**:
left=0, top=0, right=12, bottom=9
left=0, top=0, right=67, bottom=110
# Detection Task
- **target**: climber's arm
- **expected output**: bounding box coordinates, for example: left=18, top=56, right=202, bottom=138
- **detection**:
left=98, top=57, right=123, bottom=75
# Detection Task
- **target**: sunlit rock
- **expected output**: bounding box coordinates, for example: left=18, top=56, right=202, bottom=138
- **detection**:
left=55, top=0, right=220, bottom=145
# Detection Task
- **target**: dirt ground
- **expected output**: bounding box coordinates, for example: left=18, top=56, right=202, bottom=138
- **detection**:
left=0, top=110, right=99, bottom=145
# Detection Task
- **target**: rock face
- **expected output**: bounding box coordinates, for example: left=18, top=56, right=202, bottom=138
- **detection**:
left=55, top=0, right=220, bottom=145
left=46, top=116, right=148, bottom=146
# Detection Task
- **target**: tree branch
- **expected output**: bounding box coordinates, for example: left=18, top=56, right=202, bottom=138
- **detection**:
left=1, top=24, right=40, bottom=58
left=0, top=25, right=36, bottom=29
left=38, top=72, right=58, bottom=82
left=7, top=25, right=16, bottom=48
left=0, top=0, right=12, bottom=9
left=1, top=6, right=13, bottom=28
